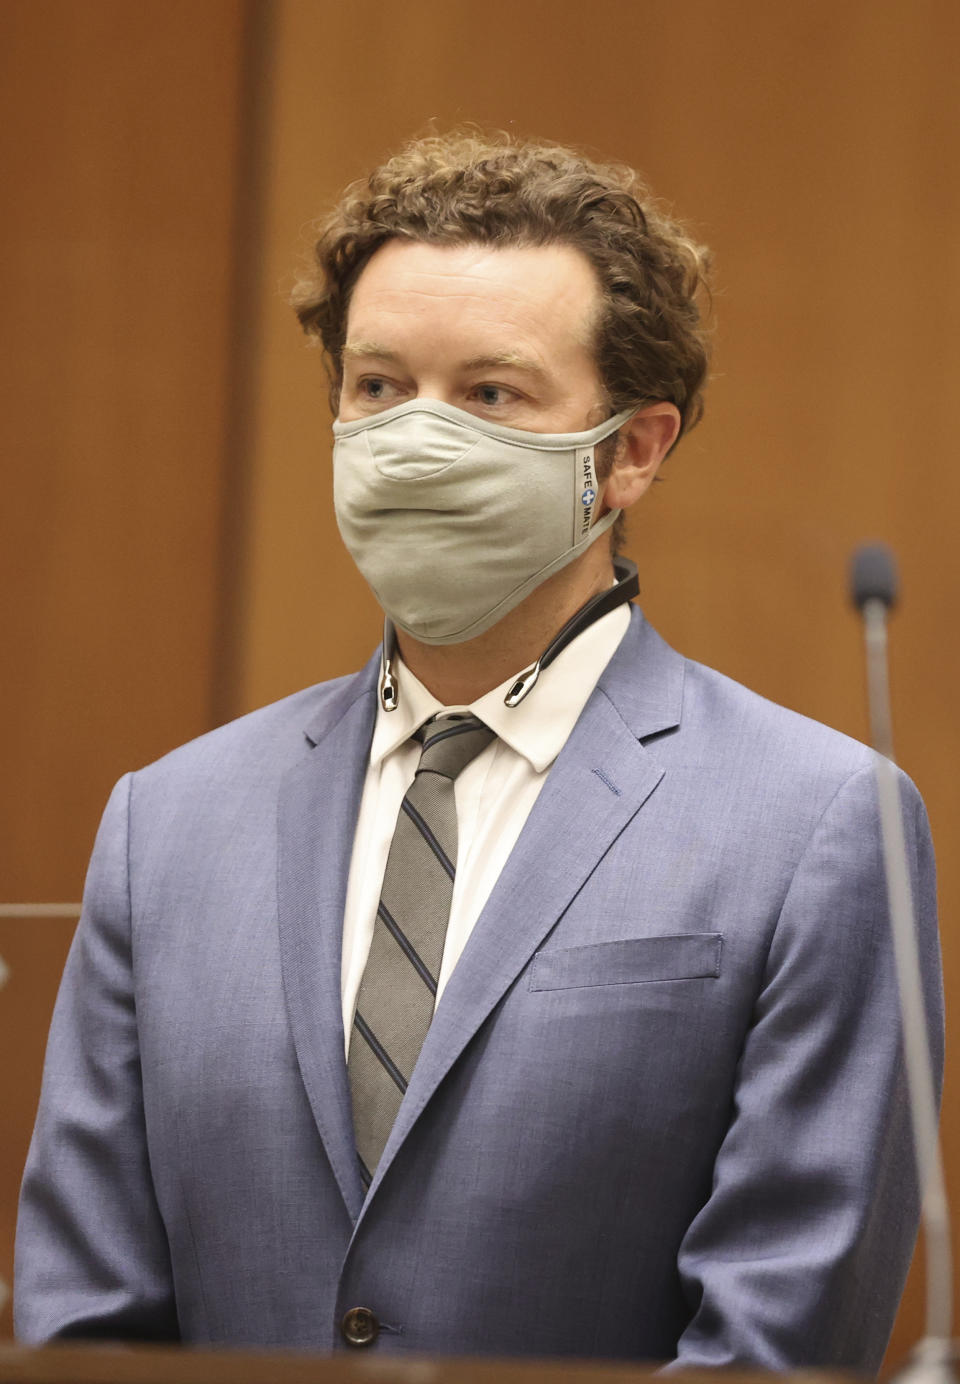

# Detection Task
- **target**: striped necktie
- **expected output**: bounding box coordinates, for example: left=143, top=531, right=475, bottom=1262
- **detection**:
left=348, top=712, right=494, bottom=1187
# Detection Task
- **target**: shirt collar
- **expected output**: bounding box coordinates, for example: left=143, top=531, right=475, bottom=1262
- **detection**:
left=369, top=602, right=631, bottom=774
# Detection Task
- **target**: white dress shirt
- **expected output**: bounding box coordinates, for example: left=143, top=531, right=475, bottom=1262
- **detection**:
left=340, top=602, right=631, bottom=1055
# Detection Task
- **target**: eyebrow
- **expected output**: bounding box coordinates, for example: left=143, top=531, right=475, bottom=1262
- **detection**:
left=342, top=341, right=551, bottom=383
left=460, top=352, right=549, bottom=382
left=342, top=340, right=404, bottom=363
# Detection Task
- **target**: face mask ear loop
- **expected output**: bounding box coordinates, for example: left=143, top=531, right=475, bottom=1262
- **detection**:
left=503, top=556, right=640, bottom=708
left=379, top=620, right=399, bottom=711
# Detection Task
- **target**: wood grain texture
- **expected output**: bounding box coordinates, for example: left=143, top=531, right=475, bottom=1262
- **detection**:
left=0, top=1344, right=854, bottom=1384
left=0, top=0, right=251, bottom=1339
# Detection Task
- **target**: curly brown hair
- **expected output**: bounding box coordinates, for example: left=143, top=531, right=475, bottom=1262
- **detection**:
left=293, top=131, right=711, bottom=440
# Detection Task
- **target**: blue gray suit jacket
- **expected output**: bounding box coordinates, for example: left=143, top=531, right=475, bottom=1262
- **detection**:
left=15, top=608, right=943, bottom=1370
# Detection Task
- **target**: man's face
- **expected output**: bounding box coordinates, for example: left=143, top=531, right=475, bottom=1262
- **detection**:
left=338, top=239, right=608, bottom=434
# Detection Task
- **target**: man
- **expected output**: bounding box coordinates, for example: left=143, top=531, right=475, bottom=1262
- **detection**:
left=16, top=132, right=942, bottom=1370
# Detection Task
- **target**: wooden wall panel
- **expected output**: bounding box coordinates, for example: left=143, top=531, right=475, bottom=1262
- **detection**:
left=4, top=0, right=958, bottom=1363
left=237, top=0, right=960, bottom=1362
left=0, top=0, right=251, bottom=1337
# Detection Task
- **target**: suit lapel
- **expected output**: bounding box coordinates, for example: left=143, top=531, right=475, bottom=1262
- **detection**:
left=276, top=663, right=378, bottom=1223
left=361, top=609, right=686, bottom=1203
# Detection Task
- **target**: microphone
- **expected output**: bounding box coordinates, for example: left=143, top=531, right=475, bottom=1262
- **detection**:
left=849, top=544, right=957, bottom=1383
left=851, top=542, right=899, bottom=612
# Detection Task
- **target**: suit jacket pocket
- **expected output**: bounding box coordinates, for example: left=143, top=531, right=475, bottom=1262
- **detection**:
left=528, top=933, right=723, bottom=992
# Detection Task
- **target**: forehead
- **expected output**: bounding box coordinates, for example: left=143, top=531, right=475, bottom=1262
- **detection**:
left=345, top=240, right=602, bottom=356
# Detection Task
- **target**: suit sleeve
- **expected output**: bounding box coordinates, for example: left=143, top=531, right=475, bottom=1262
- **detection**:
left=669, top=763, right=943, bottom=1374
left=14, top=774, right=180, bottom=1343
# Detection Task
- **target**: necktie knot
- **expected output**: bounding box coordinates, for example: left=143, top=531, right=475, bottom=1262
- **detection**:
left=416, top=713, right=493, bottom=781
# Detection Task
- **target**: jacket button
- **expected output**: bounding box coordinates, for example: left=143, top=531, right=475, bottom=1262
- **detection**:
left=341, top=1306, right=379, bottom=1347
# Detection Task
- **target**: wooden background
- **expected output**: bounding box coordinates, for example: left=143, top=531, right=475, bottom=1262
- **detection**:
left=2, top=0, right=957, bottom=1361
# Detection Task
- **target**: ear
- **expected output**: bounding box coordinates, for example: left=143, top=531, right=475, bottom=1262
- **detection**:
left=601, top=402, right=682, bottom=512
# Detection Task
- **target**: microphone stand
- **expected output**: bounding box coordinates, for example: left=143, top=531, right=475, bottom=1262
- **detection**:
left=851, top=545, right=956, bottom=1383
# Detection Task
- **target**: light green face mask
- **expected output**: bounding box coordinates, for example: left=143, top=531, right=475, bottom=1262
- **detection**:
left=331, top=399, right=634, bottom=646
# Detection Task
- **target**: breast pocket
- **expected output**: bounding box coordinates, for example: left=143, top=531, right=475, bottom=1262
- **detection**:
left=528, top=932, right=723, bottom=992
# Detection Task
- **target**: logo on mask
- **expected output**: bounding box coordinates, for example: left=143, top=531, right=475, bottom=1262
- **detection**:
left=581, top=488, right=596, bottom=506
